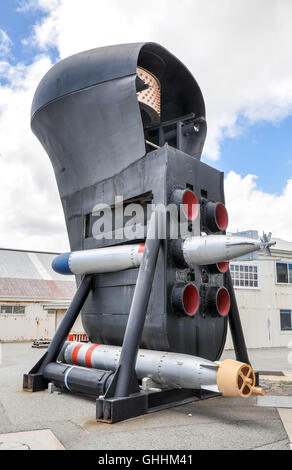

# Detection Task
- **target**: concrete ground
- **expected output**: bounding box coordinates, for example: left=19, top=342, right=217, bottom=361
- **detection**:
left=0, top=342, right=291, bottom=450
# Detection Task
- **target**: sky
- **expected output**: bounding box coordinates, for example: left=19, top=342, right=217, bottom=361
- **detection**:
left=0, top=0, right=292, bottom=252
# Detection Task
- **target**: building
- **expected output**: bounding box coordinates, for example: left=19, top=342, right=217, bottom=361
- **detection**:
left=0, top=248, right=77, bottom=342
left=2, top=234, right=292, bottom=349
left=225, top=232, right=292, bottom=349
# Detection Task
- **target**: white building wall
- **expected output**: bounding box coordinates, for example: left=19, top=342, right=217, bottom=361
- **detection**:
left=225, top=255, right=292, bottom=349
left=0, top=302, right=55, bottom=342
left=55, top=311, right=84, bottom=333
left=0, top=301, right=84, bottom=342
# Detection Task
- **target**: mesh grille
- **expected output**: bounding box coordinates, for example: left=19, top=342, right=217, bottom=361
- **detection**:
left=136, top=67, right=161, bottom=118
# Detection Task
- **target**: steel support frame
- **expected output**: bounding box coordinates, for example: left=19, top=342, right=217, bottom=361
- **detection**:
left=225, top=270, right=259, bottom=386
left=23, top=274, right=93, bottom=392
left=96, top=211, right=223, bottom=423
left=23, top=217, right=256, bottom=421
left=96, top=212, right=164, bottom=421
left=225, top=270, right=250, bottom=365
left=96, top=387, right=220, bottom=424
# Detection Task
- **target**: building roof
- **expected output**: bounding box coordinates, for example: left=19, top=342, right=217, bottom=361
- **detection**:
left=230, top=230, right=292, bottom=259
left=270, top=237, right=292, bottom=254
left=0, top=248, right=76, bottom=301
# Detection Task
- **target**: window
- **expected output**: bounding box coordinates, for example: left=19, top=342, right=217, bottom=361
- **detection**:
left=280, top=310, right=292, bottom=331
left=276, top=262, right=292, bottom=284
left=230, top=263, right=259, bottom=288
left=47, top=309, right=56, bottom=315
left=13, top=306, right=25, bottom=314
left=0, top=306, right=12, bottom=314
left=0, top=305, right=25, bottom=314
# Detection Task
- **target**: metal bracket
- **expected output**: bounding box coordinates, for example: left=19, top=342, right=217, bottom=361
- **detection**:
left=96, top=387, right=220, bottom=424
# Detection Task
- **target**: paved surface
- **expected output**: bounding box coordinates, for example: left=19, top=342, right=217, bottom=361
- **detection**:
left=278, top=409, right=292, bottom=450
left=0, top=343, right=291, bottom=450
left=0, top=429, right=65, bottom=450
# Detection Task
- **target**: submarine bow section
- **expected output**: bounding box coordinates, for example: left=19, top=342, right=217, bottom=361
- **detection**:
left=30, top=42, right=230, bottom=361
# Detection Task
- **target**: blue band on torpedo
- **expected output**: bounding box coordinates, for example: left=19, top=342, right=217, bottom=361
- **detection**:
left=64, top=366, right=74, bottom=391
left=52, top=252, right=73, bottom=275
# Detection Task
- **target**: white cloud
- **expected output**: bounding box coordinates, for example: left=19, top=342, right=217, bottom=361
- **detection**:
left=225, top=171, right=292, bottom=241
left=17, top=0, right=60, bottom=13
left=23, top=0, right=292, bottom=160
left=1, top=0, right=292, bottom=251
left=0, top=56, right=70, bottom=252
left=0, top=29, right=12, bottom=57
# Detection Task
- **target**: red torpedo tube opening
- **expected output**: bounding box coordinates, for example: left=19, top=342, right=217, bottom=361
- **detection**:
left=215, top=203, right=229, bottom=231
left=217, top=261, right=230, bottom=273
left=172, top=282, right=200, bottom=317
left=171, top=188, right=199, bottom=221
left=205, top=201, right=229, bottom=232
left=183, top=284, right=200, bottom=316
left=207, top=261, right=230, bottom=274
left=216, top=287, right=231, bottom=316
left=206, top=286, right=231, bottom=317
left=182, top=190, right=199, bottom=220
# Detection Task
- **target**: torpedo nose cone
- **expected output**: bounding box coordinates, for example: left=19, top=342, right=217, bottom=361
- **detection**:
left=52, top=252, right=72, bottom=275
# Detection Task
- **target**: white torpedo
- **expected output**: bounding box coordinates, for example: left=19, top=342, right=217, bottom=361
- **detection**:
left=52, top=234, right=275, bottom=276
left=182, top=234, right=275, bottom=267
left=52, top=243, right=145, bottom=275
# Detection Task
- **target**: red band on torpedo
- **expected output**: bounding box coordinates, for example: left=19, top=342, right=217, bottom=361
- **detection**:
left=85, top=344, right=100, bottom=368
left=138, top=243, right=145, bottom=253
left=72, top=344, right=83, bottom=365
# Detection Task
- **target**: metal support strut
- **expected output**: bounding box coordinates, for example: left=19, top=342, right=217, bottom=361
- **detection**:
left=226, top=270, right=250, bottom=365
left=110, top=211, right=161, bottom=398
left=23, top=274, right=93, bottom=391
left=96, top=212, right=162, bottom=421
